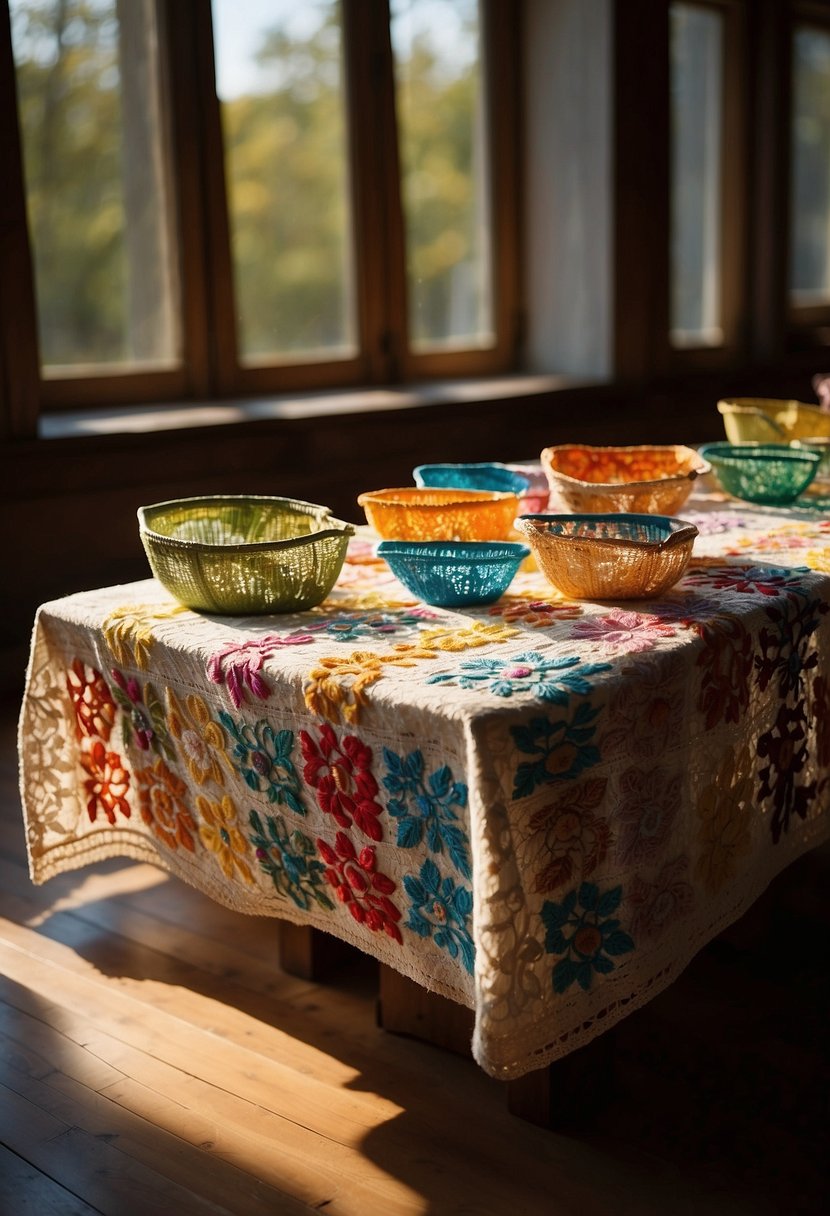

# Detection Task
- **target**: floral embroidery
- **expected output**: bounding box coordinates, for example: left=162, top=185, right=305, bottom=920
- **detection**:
left=693, top=614, right=753, bottom=729
left=208, top=633, right=319, bottom=708
left=695, top=747, right=754, bottom=892
left=417, top=621, right=519, bottom=651
left=134, top=758, right=197, bottom=852
left=195, top=792, right=253, bottom=883
left=219, top=713, right=306, bottom=814
left=541, top=882, right=634, bottom=994
left=488, top=597, right=584, bottom=625
left=102, top=602, right=188, bottom=669
left=615, top=767, right=680, bottom=866
left=804, top=546, right=830, bottom=574
left=567, top=609, right=676, bottom=653
left=757, top=701, right=815, bottom=844
left=683, top=564, right=812, bottom=598
left=383, top=748, right=471, bottom=878
left=628, top=856, right=694, bottom=939
left=66, top=660, right=116, bottom=742
left=317, top=831, right=402, bottom=941
left=601, top=651, right=685, bottom=760
left=110, top=670, right=175, bottom=760
left=304, top=647, right=435, bottom=724
left=166, top=689, right=227, bottom=787
left=523, top=778, right=611, bottom=893
left=404, top=859, right=475, bottom=973
left=79, top=741, right=130, bottom=824
left=684, top=510, right=748, bottom=535
left=300, top=724, right=384, bottom=841
left=755, top=594, right=828, bottom=699
left=426, top=651, right=611, bottom=704
left=307, top=609, right=437, bottom=641
left=511, top=703, right=601, bottom=799
left=249, top=810, right=333, bottom=910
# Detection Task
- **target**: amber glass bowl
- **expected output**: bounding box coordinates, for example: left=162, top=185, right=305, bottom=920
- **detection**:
left=357, top=487, right=521, bottom=540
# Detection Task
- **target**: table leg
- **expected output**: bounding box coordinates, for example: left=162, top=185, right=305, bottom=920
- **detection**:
left=278, top=922, right=356, bottom=981
left=376, top=964, right=474, bottom=1056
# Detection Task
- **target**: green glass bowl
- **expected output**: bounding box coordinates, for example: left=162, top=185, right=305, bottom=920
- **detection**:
left=698, top=442, right=821, bottom=506
left=138, top=495, right=354, bottom=614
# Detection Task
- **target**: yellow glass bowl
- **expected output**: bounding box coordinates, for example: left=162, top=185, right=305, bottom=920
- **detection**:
left=541, top=444, right=709, bottom=514
left=717, top=397, right=830, bottom=443
left=357, top=487, right=521, bottom=540
left=514, top=513, right=698, bottom=600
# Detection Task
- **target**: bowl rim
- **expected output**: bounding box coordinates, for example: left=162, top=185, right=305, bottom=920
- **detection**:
left=716, top=396, right=821, bottom=414
left=357, top=487, right=520, bottom=508
left=698, top=441, right=822, bottom=465
left=138, top=494, right=354, bottom=552
left=540, top=443, right=711, bottom=491
left=376, top=539, right=531, bottom=561
left=412, top=462, right=531, bottom=491
left=515, top=512, right=699, bottom=552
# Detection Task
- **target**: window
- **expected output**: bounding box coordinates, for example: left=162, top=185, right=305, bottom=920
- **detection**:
left=790, top=20, right=830, bottom=311
left=4, top=0, right=519, bottom=416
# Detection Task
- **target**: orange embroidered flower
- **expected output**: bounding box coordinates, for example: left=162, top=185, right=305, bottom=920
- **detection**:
left=489, top=597, right=583, bottom=625
left=103, top=602, right=188, bottom=668
left=135, top=758, right=197, bottom=852
left=80, top=740, right=130, bottom=824
left=166, top=689, right=227, bottom=787
left=66, top=660, right=116, bottom=742
left=195, top=792, right=253, bottom=883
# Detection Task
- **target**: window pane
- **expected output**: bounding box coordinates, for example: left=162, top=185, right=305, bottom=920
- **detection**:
left=670, top=3, right=724, bottom=348
left=391, top=0, right=493, bottom=352
left=10, top=0, right=180, bottom=374
left=212, top=0, right=355, bottom=365
left=790, top=26, right=830, bottom=306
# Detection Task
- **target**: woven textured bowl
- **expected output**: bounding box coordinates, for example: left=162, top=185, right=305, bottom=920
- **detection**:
left=717, top=397, right=830, bottom=444
left=792, top=436, right=830, bottom=487
left=413, top=461, right=550, bottom=515
left=138, top=495, right=354, bottom=614
left=541, top=444, right=709, bottom=515
left=357, top=487, right=521, bottom=541
left=377, top=540, right=530, bottom=607
left=514, top=513, right=698, bottom=600
left=698, top=442, right=821, bottom=506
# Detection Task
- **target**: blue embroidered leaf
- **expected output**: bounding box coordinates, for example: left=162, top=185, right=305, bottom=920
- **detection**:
left=435, top=929, right=458, bottom=959
left=396, top=817, right=422, bottom=849
left=544, top=927, right=567, bottom=955
left=604, top=930, right=635, bottom=956
left=403, top=874, right=426, bottom=903
left=429, top=765, right=452, bottom=799
left=452, top=885, right=473, bottom=918
left=441, top=825, right=472, bottom=880
left=596, top=885, right=623, bottom=917
left=576, top=962, right=593, bottom=991
left=579, top=881, right=599, bottom=911
left=420, top=858, right=441, bottom=894
left=592, top=955, right=614, bottom=974
left=406, top=911, right=431, bottom=937
left=426, top=817, right=442, bottom=854
left=552, top=957, right=577, bottom=993
left=387, top=797, right=406, bottom=819
left=513, top=760, right=542, bottom=800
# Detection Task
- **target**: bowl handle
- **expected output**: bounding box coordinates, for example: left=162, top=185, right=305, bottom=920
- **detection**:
left=662, top=524, right=699, bottom=549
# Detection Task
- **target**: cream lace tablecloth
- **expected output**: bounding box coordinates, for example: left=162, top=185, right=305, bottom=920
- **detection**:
left=18, top=490, right=830, bottom=1080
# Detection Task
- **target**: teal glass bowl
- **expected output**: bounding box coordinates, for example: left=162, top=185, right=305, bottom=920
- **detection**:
left=376, top=540, right=530, bottom=607
left=413, top=462, right=531, bottom=497
left=698, top=442, right=821, bottom=506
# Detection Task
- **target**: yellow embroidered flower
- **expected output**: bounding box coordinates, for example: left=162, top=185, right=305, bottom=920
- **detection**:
left=304, top=646, right=436, bottom=723
left=418, top=621, right=519, bottom=652
left=166, top=689, right=227, bottom=787
left=694, top=746, right=753, bottom=892
left=323, top=592, right=418, bottom=612
left=103, top=603, right=189, bottom=669
left=805, top=546, right=830, bottom=574
left=135, top=758, right=197, bottom=853
left=195, top=792, right=253, bottom=884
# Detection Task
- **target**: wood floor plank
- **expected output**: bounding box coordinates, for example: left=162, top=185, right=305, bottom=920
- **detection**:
left=0, top=1142, right=102, bottom=1216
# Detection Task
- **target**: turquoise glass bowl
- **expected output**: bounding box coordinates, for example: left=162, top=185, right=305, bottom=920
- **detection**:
left=376, top=540, right=530, bottom=607
left=699, top=442, right=821, bottom=506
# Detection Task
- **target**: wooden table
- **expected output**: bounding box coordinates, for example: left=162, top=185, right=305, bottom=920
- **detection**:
left=18, top=489, right=830, bottom=1120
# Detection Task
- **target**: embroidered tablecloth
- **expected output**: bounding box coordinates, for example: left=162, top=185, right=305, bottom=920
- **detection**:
left=18, top=488, right=830, bottom=1080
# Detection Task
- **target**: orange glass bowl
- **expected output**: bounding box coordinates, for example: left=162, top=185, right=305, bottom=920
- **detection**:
left=541, top=444, right=710, bottom=515
left=357, top=487, right=521, bottom=541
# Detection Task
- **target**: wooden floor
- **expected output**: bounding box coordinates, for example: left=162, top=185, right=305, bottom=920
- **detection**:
left=3, top=694, right=828, bottom=1216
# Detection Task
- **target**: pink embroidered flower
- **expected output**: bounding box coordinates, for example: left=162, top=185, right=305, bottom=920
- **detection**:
left=79, top=740, right=131, bottom=824
left=615, top=766, right=680, bottom=865
left=207, top=632, right=322, bottom=708
left=66, top=660, right=116, bottom=742
left=317, top=832, right=402, bottom=942
left=628, top=856, right=694, bottom=940
left=568, top=609, right=676, bottom=653
left=300, top=724, right=384, bottom=840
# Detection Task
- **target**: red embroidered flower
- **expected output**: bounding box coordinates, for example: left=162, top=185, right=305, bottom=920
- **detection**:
left=694, top=614, right=753, bottom=729
left=66, top=659, right=116, bottom=742
left=300, top=724, right=384, bottom=841
left=79, top=740, right=130, bottom=824
left=316, top=832, right=402, bottom=942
